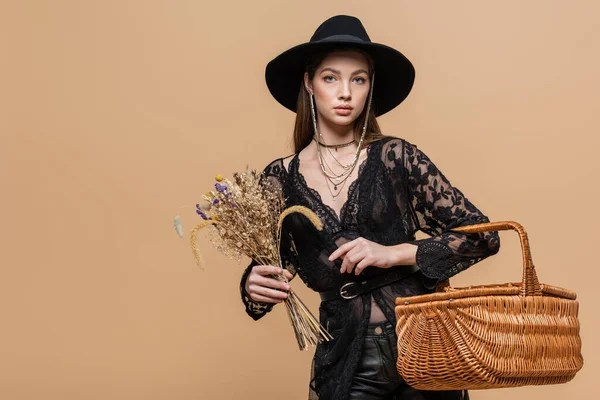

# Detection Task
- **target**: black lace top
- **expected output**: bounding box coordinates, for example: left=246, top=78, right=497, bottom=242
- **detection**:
left=239, top=136, right=500, bottom=400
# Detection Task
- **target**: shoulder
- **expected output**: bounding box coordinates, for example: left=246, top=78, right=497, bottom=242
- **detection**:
left=261, top=154, right=295, bottom=177
left=372, top=135, right=414, bottom=150
left=376, top=135, right=431, bottom=162
left=376, top=135, right=421, bottom=149
left=372, top=135, right=411, bottom=163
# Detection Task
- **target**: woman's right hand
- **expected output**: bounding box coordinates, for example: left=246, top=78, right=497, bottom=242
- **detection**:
left=244, top=265, right=293, bottom=304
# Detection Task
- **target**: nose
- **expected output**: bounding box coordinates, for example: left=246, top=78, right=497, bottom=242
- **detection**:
left=338, top=80, right=351, bottom=101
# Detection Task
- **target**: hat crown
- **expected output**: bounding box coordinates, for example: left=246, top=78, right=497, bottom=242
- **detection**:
left=310, top=15, right=371, bottom=43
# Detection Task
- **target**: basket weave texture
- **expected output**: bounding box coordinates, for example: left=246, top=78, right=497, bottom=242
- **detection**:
left=394, top=221, right=584, bottom=390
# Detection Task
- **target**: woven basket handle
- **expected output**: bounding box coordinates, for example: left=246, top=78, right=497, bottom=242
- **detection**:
left=450, top=221, right=542, bottom=297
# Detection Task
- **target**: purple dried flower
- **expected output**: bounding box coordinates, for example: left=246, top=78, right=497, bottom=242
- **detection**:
left=215, top=183, right=228, bottom=193
left=212, top=198, right=219, bottom=205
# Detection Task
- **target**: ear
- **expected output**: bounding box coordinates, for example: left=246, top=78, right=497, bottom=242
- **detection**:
left=303, top=72, right=313, bottom=95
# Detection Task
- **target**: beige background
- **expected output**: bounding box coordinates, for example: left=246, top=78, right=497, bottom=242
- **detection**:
left=1, top=1, right=598, bottom=399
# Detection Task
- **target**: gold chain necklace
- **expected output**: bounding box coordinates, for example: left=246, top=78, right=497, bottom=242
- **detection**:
left=321, top=137, right=356, bottom=170
left=317, top=144, right=357, bottom=191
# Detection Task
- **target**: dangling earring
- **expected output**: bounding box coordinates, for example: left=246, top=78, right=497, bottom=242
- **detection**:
left=309, top=90, right=319, bottom=140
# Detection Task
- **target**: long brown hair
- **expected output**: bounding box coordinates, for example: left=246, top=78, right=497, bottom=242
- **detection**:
left=292, top=45, right=385, bottom=153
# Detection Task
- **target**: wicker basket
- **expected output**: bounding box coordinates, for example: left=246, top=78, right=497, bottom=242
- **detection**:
left=394, top=221, right=583, bottom=390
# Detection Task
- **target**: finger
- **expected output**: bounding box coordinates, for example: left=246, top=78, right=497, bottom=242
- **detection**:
left=341, top=249, right=365, bottom=274
left=253, top=265, right=284, bottom=276
left=253, top=285, right=289, bottom=300
left=340, top=249, right=353, bottom=273
left=329, top=240, right=358, bottom=261
left=354, top=257, right=371, bottom=275
left=250, top=293, right=282, bottom=304
left=283, top=270, right=294, bottom=280
left=252, top=275, right=290, bottom=292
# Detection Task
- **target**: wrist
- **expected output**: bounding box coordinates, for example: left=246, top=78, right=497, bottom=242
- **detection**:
left=389, top=243, right=418, bottom=266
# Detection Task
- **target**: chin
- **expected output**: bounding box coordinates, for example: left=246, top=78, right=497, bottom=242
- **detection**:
left=332, top=119, right=355, bottom=127
left=330, top=114, right=357, bottom=125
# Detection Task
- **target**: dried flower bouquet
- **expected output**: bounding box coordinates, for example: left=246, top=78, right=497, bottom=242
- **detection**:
left=190, top=170, right=333, bottom=350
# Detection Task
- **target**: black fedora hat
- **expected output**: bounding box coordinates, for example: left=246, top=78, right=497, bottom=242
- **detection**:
left=265, top=15, right=415, bottom=116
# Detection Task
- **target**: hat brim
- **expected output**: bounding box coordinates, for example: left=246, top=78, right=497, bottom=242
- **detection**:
left=265, top=38, right=415, bottom=116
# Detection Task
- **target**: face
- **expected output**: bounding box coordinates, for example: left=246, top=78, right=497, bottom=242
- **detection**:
left=304, top=50, right=371, bottom=127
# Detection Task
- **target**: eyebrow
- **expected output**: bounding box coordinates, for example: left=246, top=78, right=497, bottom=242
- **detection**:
left=319, top=67, right=369, bottom=76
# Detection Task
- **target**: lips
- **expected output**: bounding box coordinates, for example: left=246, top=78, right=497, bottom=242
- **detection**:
left=334, top=107, right=352, bottom=116
left=335, top=105, right=353, bottom=110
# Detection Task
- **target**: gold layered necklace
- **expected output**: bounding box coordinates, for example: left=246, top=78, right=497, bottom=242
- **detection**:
left=309, top=73, right=375, bottom=200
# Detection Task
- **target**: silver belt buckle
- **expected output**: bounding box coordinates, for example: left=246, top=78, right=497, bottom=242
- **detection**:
left=340, top=282, right=359, bottom=300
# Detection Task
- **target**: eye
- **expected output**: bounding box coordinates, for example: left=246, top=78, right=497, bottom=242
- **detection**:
left=353, top=77, right=366, bottom=84
left=324, top=75, right=336, bottom=82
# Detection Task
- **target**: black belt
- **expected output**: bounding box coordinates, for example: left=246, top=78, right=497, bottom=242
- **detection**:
left=319, top=265, right=420, bottom=302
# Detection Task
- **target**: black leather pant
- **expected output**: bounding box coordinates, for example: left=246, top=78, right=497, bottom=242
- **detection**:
left=348, top=321, right=468, bottom=400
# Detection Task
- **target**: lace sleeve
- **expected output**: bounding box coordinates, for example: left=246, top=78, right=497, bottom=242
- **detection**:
left=239, top=157, right=297, bottom=320
left=390, top=139, right=500, bottom=289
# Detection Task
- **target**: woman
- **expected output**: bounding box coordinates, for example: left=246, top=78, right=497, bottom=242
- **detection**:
left=240, top=15, right=500, bottom=400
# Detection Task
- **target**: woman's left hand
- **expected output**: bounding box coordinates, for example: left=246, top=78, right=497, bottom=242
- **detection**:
left=328, top=237, right=418, bottom=275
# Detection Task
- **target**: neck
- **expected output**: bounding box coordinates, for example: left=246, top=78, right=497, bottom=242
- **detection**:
left=315, top=116, right=355, bottom=146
